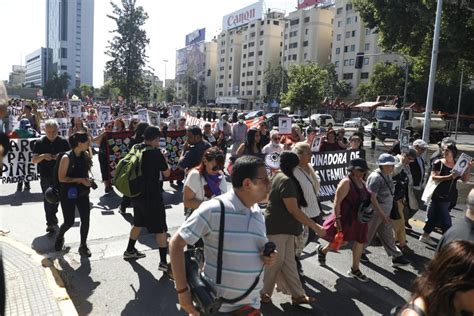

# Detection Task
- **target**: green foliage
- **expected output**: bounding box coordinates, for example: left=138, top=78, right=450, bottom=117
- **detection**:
left=353, top=0, right=474, bottom=113
left=356, top=62, right=406, bottom=102
left=79, top=84, right=93, bottom=98
left=43, top=73, right=70, bottom=99
left=280, top=63, right=327, bottom=113
left=322, top=63, right=352, bottom=99
left=105, top=0, right=151, bottom=104
left=164, top=86, right=176, bottom=103
left=99, top=81, right=121, bottom=100
left=263, top=63, right=288, bottom=104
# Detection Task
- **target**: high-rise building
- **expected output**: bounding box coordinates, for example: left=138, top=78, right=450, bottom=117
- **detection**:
left=283, top=5, right=334, bottom=68
left=25, top=48, right=52, bottom=87
left=215, top=2, right=285, bottom=109
left=330, top=0, right=397, bottom=96
left=8, top=65, right=26, bottom=87
left=46, top=0, right=94, bottom=90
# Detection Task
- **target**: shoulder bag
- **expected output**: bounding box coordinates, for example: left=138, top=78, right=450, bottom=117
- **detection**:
left=377, top=171, right=401, bottom=220
left=349, top=176, right=373, bottom=223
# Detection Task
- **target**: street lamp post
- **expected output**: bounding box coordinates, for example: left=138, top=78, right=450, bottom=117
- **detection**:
left=163, top=60, right=168, bottom=89
left=454, top=67, right=463, bottom=140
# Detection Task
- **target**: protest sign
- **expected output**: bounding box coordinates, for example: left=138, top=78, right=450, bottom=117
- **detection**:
left=264, top=152, right=280, bottom=174
left=105, top=131, right=134, bottom=180
left=399, top=129, right=410, bottom=153
left=161, top=130, right=186, bottom=181
left=86, top=120, right=99, bottom=137
left=98, top=106, right=111, bottom=127
left=56, top=118, right=69, bottom=137
left=1, top=138, right=39, bottom=184
left=309, top=133, right=321, bottom=152
left=172, top=105, right=182, bottom=119
left=69, top=100, right=82, bottom=118
left=148, top=111, right=160, bottom=126
left=278, top=117, right=292, bottom=135
left=453, top=153, right=472, bottom=176
left=8, top=115, right=18, bottom=132
left=311, top=149, right=361, bottom=202
left=137, top=109, right=148, bottom=123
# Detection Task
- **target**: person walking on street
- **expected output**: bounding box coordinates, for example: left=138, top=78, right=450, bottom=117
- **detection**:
left=55, top=132, right=93, bottom=257
left=123, top=127, right=172, bottom=274
left=32, top=120, right=70, bottom=233
left=230, top=114, right=248, bottom=157
left=362, top=153, right=410, bottom=267
left=407, top=140, right=428, bottom=228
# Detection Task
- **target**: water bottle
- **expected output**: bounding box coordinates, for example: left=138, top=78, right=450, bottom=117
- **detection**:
left=331, top=232, right=344, bottom=251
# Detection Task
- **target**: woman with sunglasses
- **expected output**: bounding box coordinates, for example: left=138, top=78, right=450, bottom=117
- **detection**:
left=183, top=147, right=228, bottom=218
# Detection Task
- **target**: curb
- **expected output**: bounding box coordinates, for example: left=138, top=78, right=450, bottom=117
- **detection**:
left=0, top=236, right=78, bottom=316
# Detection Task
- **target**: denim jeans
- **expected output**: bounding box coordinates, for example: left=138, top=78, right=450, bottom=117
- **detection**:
left=40, top=176, right=59, bottom=226
left=423, top=200, right=452, bottom=234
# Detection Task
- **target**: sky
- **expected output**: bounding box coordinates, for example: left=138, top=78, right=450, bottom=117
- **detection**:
left=0, top=0, right=296, bottom=88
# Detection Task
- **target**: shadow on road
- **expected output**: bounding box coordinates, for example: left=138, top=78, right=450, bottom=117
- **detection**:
left=122, top=261, right=183, bottom=316
left=31, top=231, right=57, bottom=254
left=0, top=192, right=44, bottom=206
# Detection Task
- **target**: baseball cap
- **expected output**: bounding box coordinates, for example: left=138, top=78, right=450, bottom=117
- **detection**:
left=412, top=139, right=428, bottom=148
left=377, top=153, right=399, bottom=166
left=20, top=118, right=31, bottom=129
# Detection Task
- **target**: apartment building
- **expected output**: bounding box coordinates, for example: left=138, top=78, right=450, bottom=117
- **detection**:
left=330, top=0, right=397, bottom=95
left=215, top=2, right=285, bottom=109
left=283, top=5, right=335, bottom=68
left=25, top=48, right=52, bottom=87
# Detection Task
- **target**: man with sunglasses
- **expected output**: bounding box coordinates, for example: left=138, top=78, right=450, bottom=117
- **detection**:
left=170, top=156, right=277, bottom=315
left=178, top=125, right=211, bottom=172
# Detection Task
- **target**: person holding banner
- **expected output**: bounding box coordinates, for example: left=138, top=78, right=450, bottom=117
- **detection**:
left=55, top=132, right=93, bottom=257
left=318, top=129, right=344, bottom=152
left=32, top=120, right=70, bottom=233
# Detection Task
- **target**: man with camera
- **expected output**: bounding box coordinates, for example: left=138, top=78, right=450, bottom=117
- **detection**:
left=170, top=156, right=277, bottom=315
left=32, top=119, right=70, bottom=233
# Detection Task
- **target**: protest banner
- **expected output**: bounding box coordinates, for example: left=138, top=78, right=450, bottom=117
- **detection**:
left=56, top=118, right=69, bottom=137
left=161, top=130, right=186, bottom=181
left=1, top=138, right=40, bottom=184
left=264, top=152, right=280, bottom=174
left=172, top=105, right=182, bottom=119
left=86, top=120, right=99, bottom=137
left=399, top=129, right=410, bottom=153
left=148, top=111, right=160, bottom=126
left=137, top=109, right=148, bottom=123
left=278, top=117, right=292, bottom=135
left=105, top=131, right=134, bottom=180
left=69, top=99, right=82, bottom=118
left=453, top=153, right=472, bottom=175
left=311, top=149, right=362, bottom=202
left=98, top=106, right=111, bottom=127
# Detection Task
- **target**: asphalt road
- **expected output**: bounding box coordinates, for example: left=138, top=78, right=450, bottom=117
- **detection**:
left=1, top=137, right=473, bottom=316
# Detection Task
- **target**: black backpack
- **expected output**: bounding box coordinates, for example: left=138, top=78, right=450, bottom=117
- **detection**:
left=51, top=151, right=76, bottom=190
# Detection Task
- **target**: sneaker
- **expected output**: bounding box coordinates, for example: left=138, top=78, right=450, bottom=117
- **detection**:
left=123, top=248, right=146, bottom=260
left=118, top=206, right=127, bottom=215
left=348, top=268, right=369, bottom=282
left=177, top=180, right=184, bottom=187
left=54, top=235, right=64, bottom=251
left=405, top=222, right=412, bottom=230
left=317, top=245, right=327, bottom=266
left=158, top=262, right=169, bottom=273
left=392, top=255, right=410, bottom=267
left=79, top=244, right=92, bottom=257
left=46, top=225, right=56, bottom=234
left=401, top=245, right=415, bottom=255
left=419, top=235, right=437, bottom=246
left=105, top=186, right=114, bottom=194
left=360, top=253, right=370, bottom=263
left=24, top=182, right=31, bottom=191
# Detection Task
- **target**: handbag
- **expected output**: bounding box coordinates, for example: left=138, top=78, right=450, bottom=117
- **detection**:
left=421, top=163, right=444, bottom=205
left=349, top=177, right=373, bottom=223
left=377, top=172, right=402, bottom=220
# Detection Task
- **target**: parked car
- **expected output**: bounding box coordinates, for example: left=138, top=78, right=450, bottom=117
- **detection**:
left=303, top=114, right=335, bottom=127
left=343, top=117, right=370, bottom=128
left=288, top=114, right=305, bottom=123
left=245, top=110, right=264, bottom=120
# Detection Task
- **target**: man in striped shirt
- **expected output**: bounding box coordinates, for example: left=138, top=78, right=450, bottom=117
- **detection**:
left=170, top=156, right=277, bottom=315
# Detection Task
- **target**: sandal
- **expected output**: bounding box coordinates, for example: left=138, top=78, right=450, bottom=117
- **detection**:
left=348, top=268, right=369, bottom=282
left=260, top=293, right=272, bottom=304
left=291, top=295, right=316, bottom=305
left=317, top=245, right=327, bottom=266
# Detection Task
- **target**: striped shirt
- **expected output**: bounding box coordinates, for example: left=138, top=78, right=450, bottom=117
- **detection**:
left=178, top=190, right=267, bottom=313
left=293, top=164, right=321, bottom=218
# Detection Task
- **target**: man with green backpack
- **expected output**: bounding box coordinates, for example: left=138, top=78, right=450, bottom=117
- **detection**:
left=116, top=126, right=171, bottom=272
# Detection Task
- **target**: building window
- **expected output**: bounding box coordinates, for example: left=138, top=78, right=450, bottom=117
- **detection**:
left=243, top=44, right=247, bottom=49
left=257, top=90, right=260, bottom=95
left=229, top=66, right=232, bottom=70
left=60, top=65, right=67, bottom=70
left=249, top=52, right=254, bottom=57
left=344, top=59, right=349, bottom=66
left=337, top=34, right=341, bottom=41
left=259, top=30, right=264, bottom=36
left=350, top=44, right=355, bottom=52
left=304, top=52, right=308, bottom=59
left=346, top=3, right=353, bottom=11
left=361, top=72, right=369, bottom=79
left=260, top=40, right=264, bottom=45
left=229, top=74, right=232, bottom=79
left=338, top=21, right=342, bottom=27
left=336, top=47, right=341, bottom=55
left=364, top=57, right=369, bottom=65
left=292, top=54, right=297, bottom=60
left=247, top=90, right=253, bottom=95
left=258, top=50, right=263, bottom=56
left=343, top=73, right=353, bottom=79
left=259, top=60, right=262, bottom=65
left=349, top=59, right=355, bottom=65
left=243, top=54, right=247, bottom=58
left=352, top=30, right=356, bottom=37
left=243, top=63, right=246, bottom=68
left=305, top=28, right=309, bottom=35
left=344, top=46, right=348, bottom=53
left=247, top=71, right=253, bottom=76
left=336, top=7, right=343, bottom=14
left=242, top=82, right=245, bottom=86
left=289, top=42, right=298, bottom=49
left=248, top=61, right=254, bottom=66
left=242, top=73, right=246, bottom=77
left=364, top=43, right=370, bottom=51
left=304, top=16, right=310, bottom=23
left=220, top=75, right=224, bottom=79
left=250, top=32, right=256, bottom=38
left=303, top=41, right=308, bottom=47
left=346, top=17, right=352, bottom=24
left=365, top=28, right=371, bottom=35
left=60, top=48, right=67, bottom=58
left=257, top=70, right=262, bottom=75
left=334, top=61, right=339, bottom=67
left=290, top=19, right=299, bottom=26
left=249, top=42, right=255, bottom=47
left=345, top=31, right=350, bottom=38
left=257, top=80, right=261, bottom=85
left=273, top=20, right=280, bottom=25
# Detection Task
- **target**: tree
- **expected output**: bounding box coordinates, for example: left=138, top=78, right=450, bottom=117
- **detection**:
left=356, top=62, right=406, bottom=102
left=99, top=81, right=120, bottom=100
left=164, top=86, right=176, bottom=103
left=263, top=63, right=288, bottom=104
left=105, top=0, right=150, bottom=106
left=280, top=63, right=327, bottom=114
left=43, top=73, right=70, bottom=99
left=322, top=63, right=352, bottom=99
left=353, top=0, right=474, bottom=113
left=79, top=83, right=93, bottom=99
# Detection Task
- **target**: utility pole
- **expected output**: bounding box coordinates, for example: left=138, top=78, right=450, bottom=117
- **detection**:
left=163, top=59, right=168, bottom=89
left=455, top=67, right=463, bottom=141
left=422, top=0, right=443, bottom=145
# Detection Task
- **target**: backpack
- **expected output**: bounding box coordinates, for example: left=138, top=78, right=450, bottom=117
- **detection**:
left=114, top=144, right=154, bottom=197
left=52, top=151, right=76, bottom=190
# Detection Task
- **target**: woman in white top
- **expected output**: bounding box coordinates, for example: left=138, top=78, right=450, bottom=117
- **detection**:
left=183, top=146, right=228, bottom=218
left=292, top=142, right=322, bottom=277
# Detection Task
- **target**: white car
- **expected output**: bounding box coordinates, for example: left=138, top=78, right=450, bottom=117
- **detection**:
left=343, top=117, right=370, bottom=128
left=303, top=114, right=335, bottom=127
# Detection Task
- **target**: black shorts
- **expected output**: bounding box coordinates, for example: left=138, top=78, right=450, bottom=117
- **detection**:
left=131, top=197, right=168, bottom=233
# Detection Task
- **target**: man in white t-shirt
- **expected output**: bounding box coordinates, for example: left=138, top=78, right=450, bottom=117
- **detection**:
left=262, top=130, right=284, bottom=155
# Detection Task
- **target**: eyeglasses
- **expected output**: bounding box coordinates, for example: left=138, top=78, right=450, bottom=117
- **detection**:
left=252, top=175, right=270, bottom=183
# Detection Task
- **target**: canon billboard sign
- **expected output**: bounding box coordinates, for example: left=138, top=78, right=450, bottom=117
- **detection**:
left=222, top=2, right=263, bottom=31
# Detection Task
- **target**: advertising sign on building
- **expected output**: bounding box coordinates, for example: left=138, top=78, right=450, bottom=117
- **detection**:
left=185, top=28, right=206, bottom=46
left=222, top=2, right=263, bottom=31
left=297, top=0, right=321, bottom=10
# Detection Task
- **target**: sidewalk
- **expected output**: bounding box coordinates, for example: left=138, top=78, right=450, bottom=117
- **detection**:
left=1, top=236, right=76, bottom=316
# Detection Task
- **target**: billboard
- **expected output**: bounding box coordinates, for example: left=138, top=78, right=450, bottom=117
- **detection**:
left=185, top=28, right=206, bottom=46
left=222, top=2, right=263, bottom=31
left=175, top=44, right=206, bottom=79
